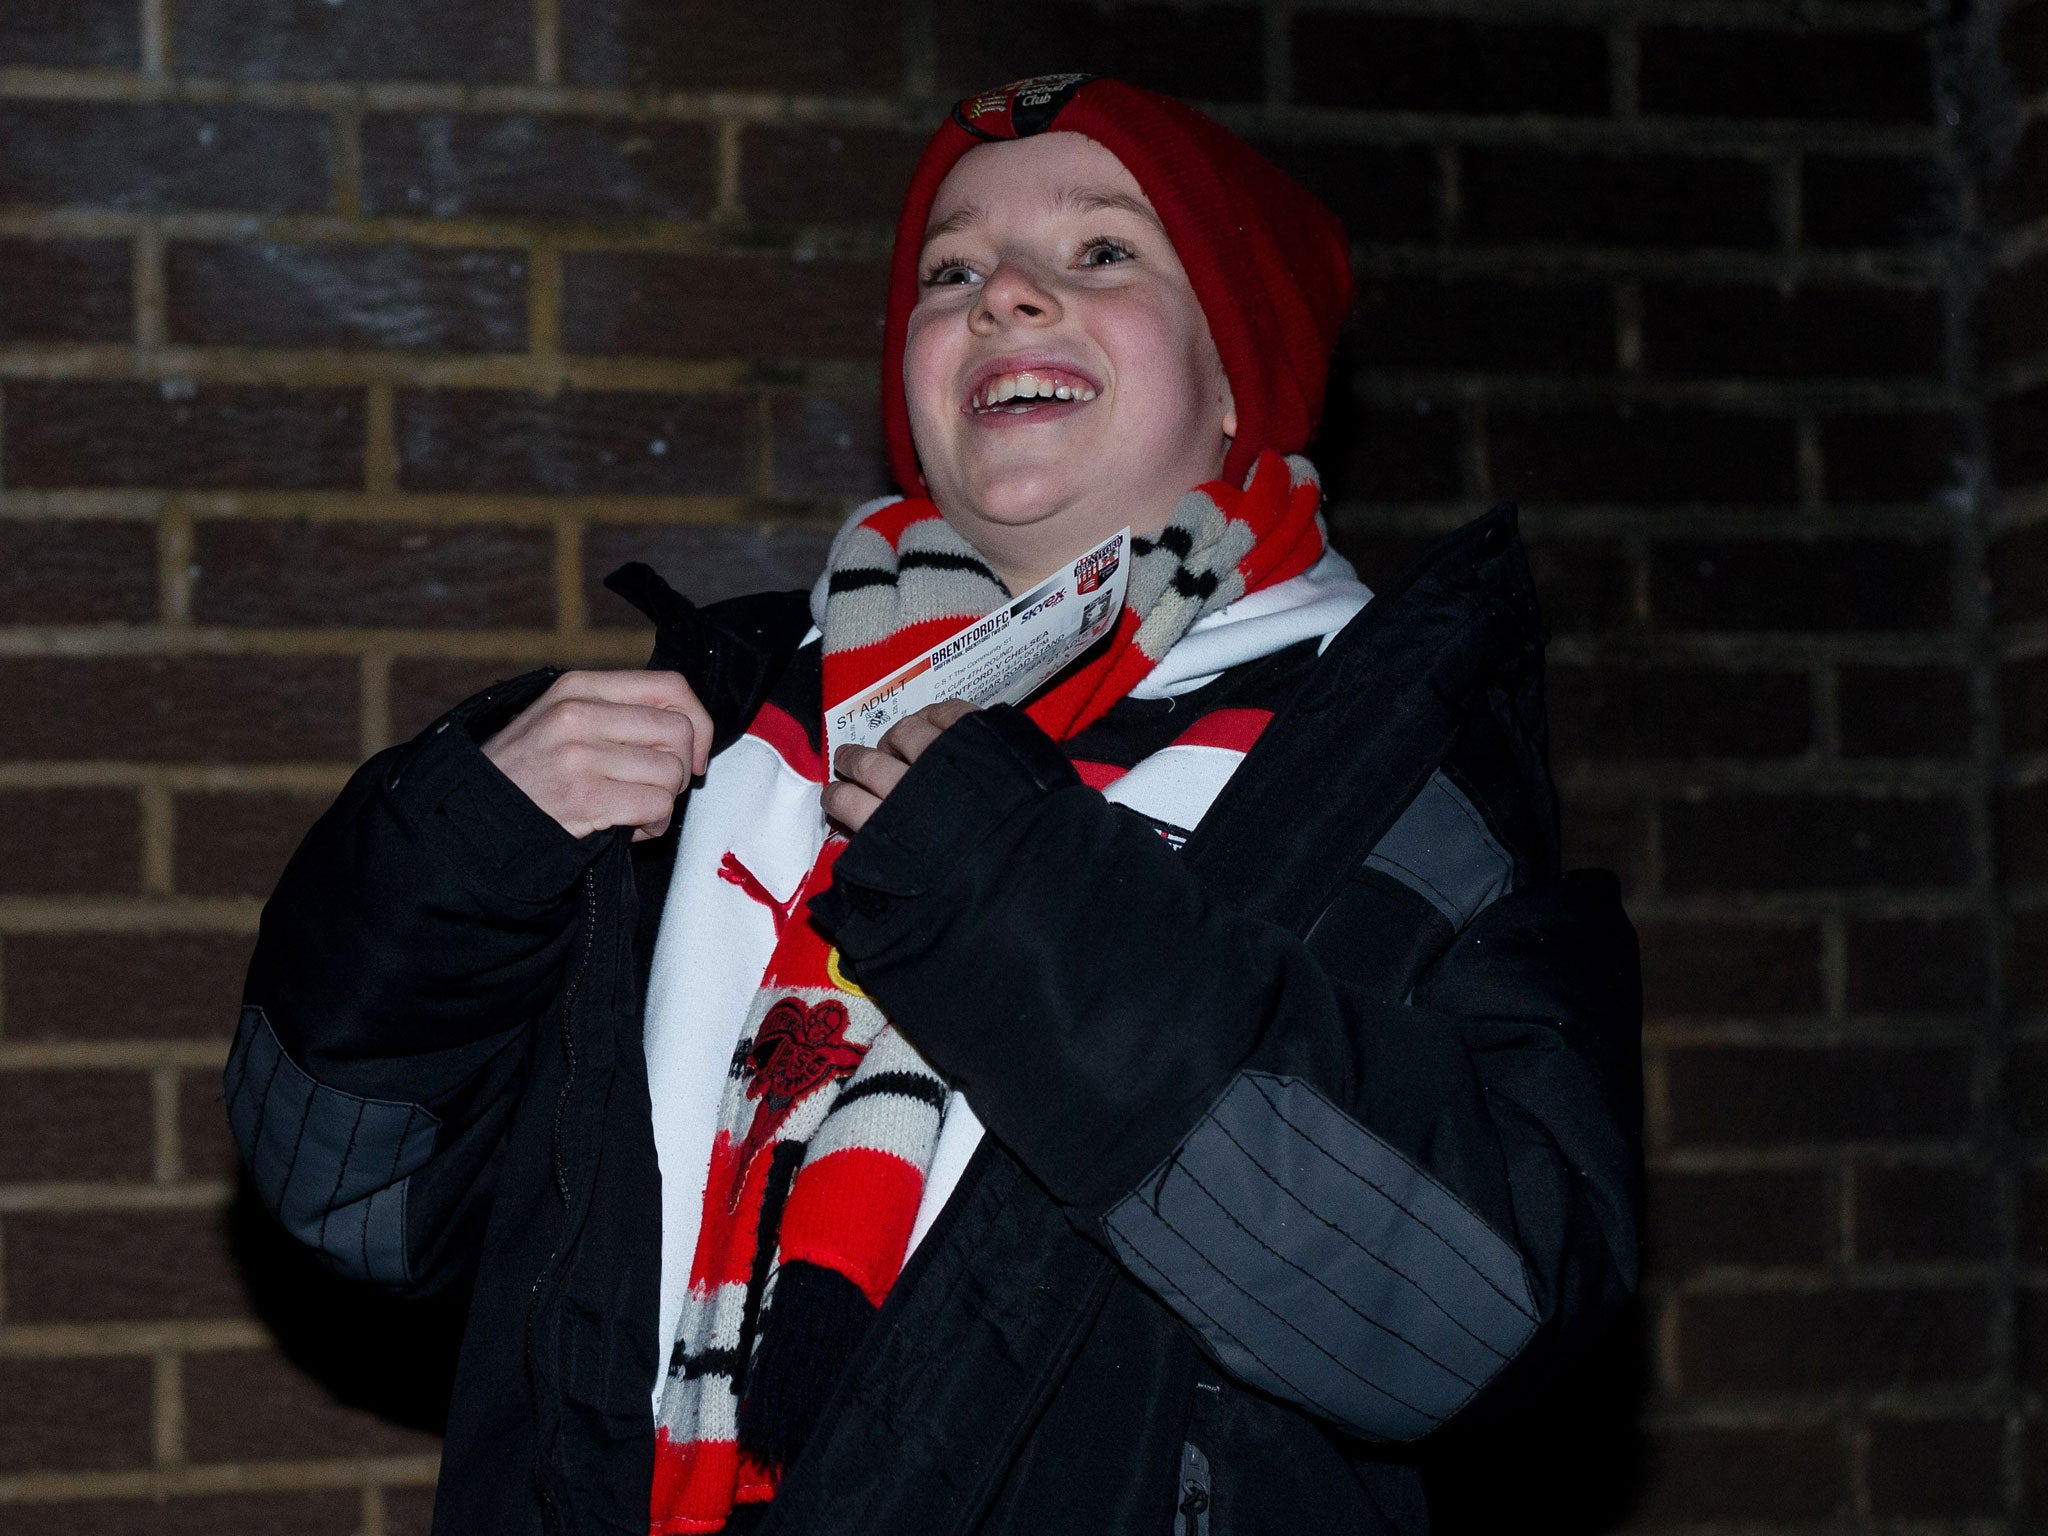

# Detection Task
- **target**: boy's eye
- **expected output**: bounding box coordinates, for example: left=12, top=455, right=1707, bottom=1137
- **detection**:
left=1078, top=237, right=1135, bottom=267
left=922, top=258, right=980, bottom=287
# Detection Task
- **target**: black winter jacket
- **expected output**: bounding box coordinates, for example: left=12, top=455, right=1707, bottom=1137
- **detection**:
left=228, top=507, right=1642, bottom=1536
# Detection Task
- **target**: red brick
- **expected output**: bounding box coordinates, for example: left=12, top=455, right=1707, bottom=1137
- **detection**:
left=1986, top=253, right=2048, bottom=373
left=1845, top=916, right=1989, bottom=1013
left=1995, top=117, right=2048, bottom=225
left=741, top=126, right=926, bottom=227
left=1245, top=140, right=1440, bottom=244
left=1459, top=147, right=1776, bottom=250
left=388, top=656, right=545, bottom=742
left=3, top=1211, right=249, bottom=1322
left=1678, top=1286, right=1992, bottom=1394
left=1321, top=398, right=1464, bottom=503
left=360, top=114, right=713, bottom=221
left=0, top=788, right=142, bottom=895
left=1854, top=1161, right=1998, bottom=1262
left=936, top=5, right=1260, bottom=104
left=1666, top=1044, right=1974, bottom=1145
left=0, top=656, right=359, bottom=762
left=0, top=239, right=131, bottom=343
left=0, top=1358, right=152, bottom=1472
left=1523, top=539, right=1634, bottom=637
left=1867, top=1416, right=2004, bottom=1516
left=4, top=933, right=254, bottom=1042
left=1548, top=666, right=1809, bottom=761
left=1489, top=405, right=1796, bottom=506
left=190, top=518, right=555, bottom=629
left=1645, top=1167, right=1830, bottom=1271
left=2025, top=1163, right=2048, bottom=1261
left=1642, top=281, right=1945, bottom=380
left=1995, top=516, right=2048, bottom=622
left=2015, top=912, right=2048, bottom=1014
left=0, top=0, right=138, bottom=67
left=184, top=1346, right=443, bottom=1462
left=567, top=0, right=904, bottom=94
left=1663, top=794, right=1970, bottom=892
left=1650, top=538, right=1951, bottom=631
left=2009, top=655, right=2048, bottom=754
left=1993, top=384, right=2048, bottom=492
left=0, top=1493, right=363, bottom=1536
left=0, top=1070, right=153, bottom=1182
left=167, top=241, right=527, bottom=352
left=560, top=252, right=886, bottom=360
left=0, top=102, right=330, bottom=214
left=2006, top=780, right=2048, bottom=884
left=1822, top=410, right=1967, bottom=504
left=3, top=381, right=363, bottom=491
left=1838, top=664, right=1973, bottom=757
left=384, top=1487, right=440, bottom=1536
left=180, top=1068, right=243, bottom=1181
left=396, top=389, right=750, bottom=495
left=2015, top=1040, right=2048, bottom=1137
left=174, top=0, right=529, bottom=82
left=173, top=789, right=329, bottom=899
left=1292, top=14, right=1607, bottom=115
left=1629, top=1424, right=1844, bottom=1522
left=585, top=522, right=835, bottom=627
left=771, top=393, right=890, bottom=501
left=1353, top=275, right=1612, bottom=374
left=1803, top=152, right=1945, bottom=249
left=0, top=518, right=158, bottom=624
left=2009, top=0, right=2048, bottom=95
left=1637, top=917, right=1823, bottom=1018
left=1641, top=26, right=1933, bottom=123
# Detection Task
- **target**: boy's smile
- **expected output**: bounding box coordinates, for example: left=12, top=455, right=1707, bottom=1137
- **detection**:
left=904, top=132, right=1235, bottom=592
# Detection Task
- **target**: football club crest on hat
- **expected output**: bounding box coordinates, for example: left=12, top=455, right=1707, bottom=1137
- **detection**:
left=951, top=73, right=1095, bottom=140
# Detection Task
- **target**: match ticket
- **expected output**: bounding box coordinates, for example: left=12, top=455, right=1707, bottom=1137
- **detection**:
left=826, top=527, right=1131, bottom=757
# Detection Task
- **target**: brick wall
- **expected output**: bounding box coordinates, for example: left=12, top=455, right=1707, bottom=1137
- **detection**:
left=0, top=1, right=2030, bottom=1530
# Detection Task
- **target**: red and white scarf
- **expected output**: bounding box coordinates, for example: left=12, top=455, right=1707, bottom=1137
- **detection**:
left=647, top=451, right=1328, bottom=1533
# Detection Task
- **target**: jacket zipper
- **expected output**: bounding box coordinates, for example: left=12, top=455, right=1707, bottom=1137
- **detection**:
left=526, top=865, right=602, bottom=1536
left=1175, top=1440, right=1213, bottom=1536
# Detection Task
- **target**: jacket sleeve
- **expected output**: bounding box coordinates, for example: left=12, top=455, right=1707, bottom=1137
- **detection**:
left=809, top=706, right=1642, bottom=1446
left=227, top=669, right=606, bottom=1296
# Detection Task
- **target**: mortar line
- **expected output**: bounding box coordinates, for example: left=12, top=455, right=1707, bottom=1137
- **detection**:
left=139, top=777, right=175, bottom=897
left=532, top=0, right=561, bottom=87
left=157, top=499, right=192, bottom=625
left=151, top=1350, right=186, bottom=1469
left=151, top=1065, right=182, bottom=1182
left=139, top=0, right=170, bottom=79
left=132, top=222, right=166, bottom=351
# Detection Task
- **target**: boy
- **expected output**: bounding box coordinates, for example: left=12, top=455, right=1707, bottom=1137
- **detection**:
left=231, top=76, right=1640, bottom=1536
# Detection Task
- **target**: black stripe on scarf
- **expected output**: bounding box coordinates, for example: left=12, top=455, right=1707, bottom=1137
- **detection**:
left=899, top=548, right=1003, bottom=584
left=827, top=1071, right=949, bottom=1116
left=827, top=567, right=898, bottom=595
left=732, top=1140, right=805, bottom=1395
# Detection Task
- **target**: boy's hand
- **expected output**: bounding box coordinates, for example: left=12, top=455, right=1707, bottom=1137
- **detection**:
left=824, top=699, right=979, bottom=835
left=481, top=670, right=712, bottom=842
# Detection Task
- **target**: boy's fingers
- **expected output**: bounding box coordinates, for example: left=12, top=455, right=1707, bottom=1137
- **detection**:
left=820, top=779, right=880, bottom=836
left=549, top=670, right=713, bottom=773
left=877, top=698, right=978, bottom=765
left=831, top=743, right=908, bottom=801
left=542, top=697, right=701, bottom=764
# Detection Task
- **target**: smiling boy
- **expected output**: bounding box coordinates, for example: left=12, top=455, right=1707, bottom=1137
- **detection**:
left=232, top=77, right=1641, bottom=1536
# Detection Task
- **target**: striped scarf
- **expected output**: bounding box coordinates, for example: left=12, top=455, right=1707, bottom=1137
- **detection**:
left=649, top=450, right=1324, bottom=1534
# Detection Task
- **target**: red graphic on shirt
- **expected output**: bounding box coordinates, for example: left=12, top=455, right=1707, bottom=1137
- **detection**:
left=718, top=851, right=801, bottom=938
left=724, top=996, right=867, bottom=1211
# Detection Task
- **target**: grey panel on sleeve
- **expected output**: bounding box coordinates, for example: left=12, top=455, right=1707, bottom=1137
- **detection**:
left=1363, top=772, right=1512, bottom=929
left=1105, top=1072, right=1537, bottom=1442
left=224, top=1004, right=439, bottom=1288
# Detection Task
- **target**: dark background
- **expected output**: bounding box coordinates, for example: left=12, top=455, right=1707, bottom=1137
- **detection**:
left=0, top=0, right=2042, bottom=1531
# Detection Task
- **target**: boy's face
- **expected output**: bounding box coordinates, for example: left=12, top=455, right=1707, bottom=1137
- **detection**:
left=904, top=132, right=1236, bottom=591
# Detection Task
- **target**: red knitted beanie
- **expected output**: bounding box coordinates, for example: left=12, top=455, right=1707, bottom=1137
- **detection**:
left=881, top=74, right=1355, bottom=494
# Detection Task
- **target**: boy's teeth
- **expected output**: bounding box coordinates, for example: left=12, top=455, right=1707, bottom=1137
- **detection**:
left=974, top=371, right=1098, bottom=409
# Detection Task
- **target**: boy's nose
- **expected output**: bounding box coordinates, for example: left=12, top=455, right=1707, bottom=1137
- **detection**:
left=972, top=260, right=1063, bottom=329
